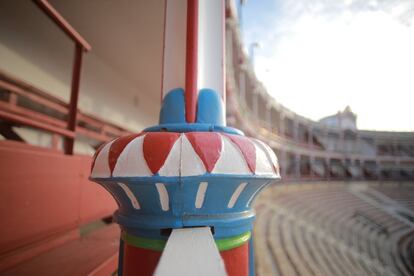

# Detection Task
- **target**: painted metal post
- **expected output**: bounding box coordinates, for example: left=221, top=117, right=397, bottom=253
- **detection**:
left=310, top=155, right=315, bottom=179
left=266, top=105, right=272, bottom=130
left=64, top=44, right=83, bottom=154
left=90, top=1, right=280, bottom=275
left=280, top=150, right=287, bottom=178
left=295, top=154, right=301, bottom=180
left=239, top=69, right=246, bottom=107
left=293, top=118, right=299, bottom=142
left=279, top=112, right=285, bottom=137
left=308, top=127, right=313, bottom=147
left=252, top=90, right=259, bottom=120
left=34, top=0, right=91, bottom=155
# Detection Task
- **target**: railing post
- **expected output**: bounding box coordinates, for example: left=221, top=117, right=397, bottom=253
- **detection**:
left=64, top=44, right=83, bottom=155
left=33, top=0, right=91, bottom=154
left=279, top=112, right=285, bottom=137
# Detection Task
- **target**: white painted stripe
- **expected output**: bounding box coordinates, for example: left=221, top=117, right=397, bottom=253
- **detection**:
left=252, top=140, right=275, bottom=175
left=112, top=135, right=152, bottom=177
left=118, top=182, right=140, bottom=209
left=227, top=182, right=247, bottom=208
left=158, top=135, right=182, bottom=176
left=162, top=0, right=187, bottom=98
left=156, top=183, right=170, bottom=211
left=180, top=134, right=206, bottom=176
left=197, top=0, right=225, bottom=98
left=91, top=139, right=116, bottom=178
left=195, top=182, right=208, bottom=208
left=254, top=139, right=279, bottom=176
left=212, top=135, right=250, bottom=175
left=154, top=227, right=226, bottom=276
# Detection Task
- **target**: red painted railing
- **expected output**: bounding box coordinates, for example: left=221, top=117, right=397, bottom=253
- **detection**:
left=0, top=1, right=132, bottom=153
left=0, top=140, right=119, bottom=273
left=33, top=0, right=90, bottom=154
left=0, top=70, right=132, bottom=151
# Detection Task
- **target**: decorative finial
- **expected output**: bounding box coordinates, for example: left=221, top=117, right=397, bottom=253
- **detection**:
left=90, top=1, right=280, bottom=275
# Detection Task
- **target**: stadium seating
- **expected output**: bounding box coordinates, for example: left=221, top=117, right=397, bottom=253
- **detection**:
left=254, top=182, right=414, bottom=276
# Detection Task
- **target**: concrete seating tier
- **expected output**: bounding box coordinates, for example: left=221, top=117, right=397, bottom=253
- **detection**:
left=254, top=182, right=414, bottom=276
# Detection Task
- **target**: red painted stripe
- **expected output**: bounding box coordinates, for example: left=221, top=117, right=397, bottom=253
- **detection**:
left=225, top=134, right=256, bottom=173
left=108, top=133, right=145, bottom=174
left=220, top=242, right=249, bottom=276
left=91, top=142, right=106, bottom=173
left=185, top=0, right=198, bottom=123
left=123, top=243, right=162, bottom=276
left=143, top=132, right=181, bottom=174
left=186, top=132, right=222, bottom=172
left=255, top=139, right=279, bottom=174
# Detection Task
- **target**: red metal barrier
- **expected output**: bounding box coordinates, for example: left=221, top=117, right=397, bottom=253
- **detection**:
left=0, top=140, right=117, bottom=271
left=0, top=70, right=133, bottom=148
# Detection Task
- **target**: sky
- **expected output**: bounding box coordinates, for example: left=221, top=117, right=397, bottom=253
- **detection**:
left=239, top=0, right=414, bottom=131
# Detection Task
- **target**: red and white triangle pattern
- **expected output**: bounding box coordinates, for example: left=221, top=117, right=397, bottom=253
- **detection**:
left=91, top=132, right=280, bottom=178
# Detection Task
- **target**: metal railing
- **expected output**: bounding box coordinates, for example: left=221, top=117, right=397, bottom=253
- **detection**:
left=0, top=1, right=131, bottom=154
left=0, top=70, right=132, bottom=151
left=33, top=0, right=90, bottom=154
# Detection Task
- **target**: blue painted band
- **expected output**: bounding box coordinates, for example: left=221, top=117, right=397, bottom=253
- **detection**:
left=144, top=123, right=244, bottom=135
left=117, top=210, right=255, bottom=239
left=91, top=174, right=279, bottom=182
left=93, top=175, right=277, bottom=238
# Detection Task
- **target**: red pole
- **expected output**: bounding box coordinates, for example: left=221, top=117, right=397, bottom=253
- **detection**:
left=64, top=44, right=83, bottom=154
left=184, top=0, right=198, bottom=123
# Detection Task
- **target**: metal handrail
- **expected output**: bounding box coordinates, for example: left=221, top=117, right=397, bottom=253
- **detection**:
left=33, top=0, right=91, bottom=51
left=0, top=73, right=132, bottom=147
left=31, top=0, right=92, bottom=154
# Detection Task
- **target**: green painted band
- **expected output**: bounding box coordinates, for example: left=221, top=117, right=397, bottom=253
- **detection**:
left=122, top=231, right=251, bottom=252
left=215, top=231, right=251, bottom=251
left=121, top=232, right=167, bottom=252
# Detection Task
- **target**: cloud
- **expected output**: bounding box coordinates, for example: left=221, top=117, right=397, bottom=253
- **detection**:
left=275, top=0, right=414, bottom=25
left=242, top=0, right=414, bottom=131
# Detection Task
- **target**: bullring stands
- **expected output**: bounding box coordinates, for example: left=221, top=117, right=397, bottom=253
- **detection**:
left=254, top=182, right=414, bottom=276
